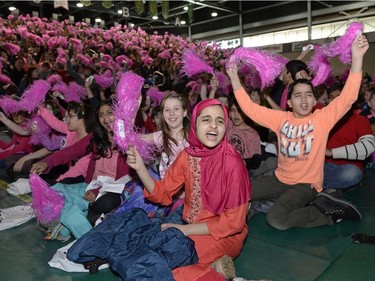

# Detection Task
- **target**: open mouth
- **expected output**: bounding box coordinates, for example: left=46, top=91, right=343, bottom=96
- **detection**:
left=206, top=131, right=218, bottom=141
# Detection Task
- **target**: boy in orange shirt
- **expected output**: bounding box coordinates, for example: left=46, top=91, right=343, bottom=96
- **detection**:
left=226, top=33, right=368, bottom=230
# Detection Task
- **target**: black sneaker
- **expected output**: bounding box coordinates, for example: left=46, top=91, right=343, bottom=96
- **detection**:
left=311, top=192, right=362, bottom=222
left=321, top=188, right=343, bottom=199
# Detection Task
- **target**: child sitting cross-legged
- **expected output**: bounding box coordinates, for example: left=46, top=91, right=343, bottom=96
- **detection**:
left=226, top=33, right=369, bottom=230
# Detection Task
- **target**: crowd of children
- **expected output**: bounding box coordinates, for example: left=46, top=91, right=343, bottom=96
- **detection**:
left=0, top=14, right=374, bottom=281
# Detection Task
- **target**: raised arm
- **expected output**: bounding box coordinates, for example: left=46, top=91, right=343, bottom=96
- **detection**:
left=126, top=146, right=155, bottom=193
left=0, top=112, right=29, bottom=136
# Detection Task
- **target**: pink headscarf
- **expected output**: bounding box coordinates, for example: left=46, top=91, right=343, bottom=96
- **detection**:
left=186, top=99, right=251, bottom=214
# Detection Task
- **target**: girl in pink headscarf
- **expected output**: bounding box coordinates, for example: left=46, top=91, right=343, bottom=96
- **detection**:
left=126, top=98, right=251, bottom=281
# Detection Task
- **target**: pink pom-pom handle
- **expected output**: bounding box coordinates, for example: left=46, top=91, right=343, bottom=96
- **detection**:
left=30, top=173, right=64, bottom=224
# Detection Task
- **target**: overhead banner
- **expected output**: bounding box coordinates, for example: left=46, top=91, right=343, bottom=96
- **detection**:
left=134, top=0, right=144, bottom=15
left=102, top=0, right=112, bottom=9
left=80, top=0, right=91, bottom=7
left=149, top=1, right=157, bottom=17
left=162, top=0, right=169, bottom=20
left=188, top=3, right=193, bottom=24
left=54, top=0, right=69, bottom=10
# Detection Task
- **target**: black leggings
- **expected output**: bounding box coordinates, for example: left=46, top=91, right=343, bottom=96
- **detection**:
left=87, top=192, right=122, bottom=226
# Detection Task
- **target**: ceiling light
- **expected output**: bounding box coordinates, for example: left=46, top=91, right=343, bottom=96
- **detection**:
left=95, top=18, right=102, bottom=23
left=152, top=15, right=158, bottom=20
left=76, top=3, right=83, bottom=8
left=181, top=20, right=186, bottom=25
left=211, top=12, right=218, bottom=17
left=183, top=6, right=188, bottom=11
left=9, top=6, right=16, bottom=11
left=117, top=9, right=123, bottom=14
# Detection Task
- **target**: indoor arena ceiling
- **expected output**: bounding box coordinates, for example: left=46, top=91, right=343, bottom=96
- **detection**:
left=1, top=1, right=375, bottom=41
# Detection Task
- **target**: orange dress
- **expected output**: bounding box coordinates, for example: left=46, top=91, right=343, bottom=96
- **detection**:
left=145, top=150, right=249, bottom=281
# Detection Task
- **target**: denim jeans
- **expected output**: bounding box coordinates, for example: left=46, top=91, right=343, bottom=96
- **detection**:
left=323, top=162, right=363, bottom=190
left=251, top=174, right=333, bottom=230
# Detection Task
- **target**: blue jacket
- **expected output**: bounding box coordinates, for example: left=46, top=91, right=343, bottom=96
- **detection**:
left=67, top=208, right=197, bottom=281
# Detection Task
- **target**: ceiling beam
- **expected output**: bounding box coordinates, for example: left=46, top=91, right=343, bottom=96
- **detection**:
left=184, top=0, right=238, bottom=14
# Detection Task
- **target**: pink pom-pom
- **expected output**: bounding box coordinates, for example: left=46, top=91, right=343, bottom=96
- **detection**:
left=16, top=26, right=28, bottom=38
left=115, top=55, right=133, bottom=67
left=214, top=71, right=231, bottom=95
left=94, top=69, right=114, bottom=89
left=52, top=82, right=69, bottom=96
left=158, top=49, right=171, bottom=59
left=102, top=54, right=112, bottom=61
left=7, top=14, right=14, bottom=21
left=339, top=68, right=350, bottom=82
left=5, top=43, right=21, bottom=55
left=308, top=46, right=332, bottom=86
left=98, top=61, right=108, bottom=68
left=0, top=73, right=14, bottom=85
left=0, top=96, right=20, bottom=115
left=19, top=80, right=50, bottom=113
left=69, top=38, right=83, bottom=52
left=227, top=47, right=288, bottom=89
left=186, top=80, right=201, bottom=93
left=47, top=74, right=63, bottom=85
left=65, top=82, right=86, bottom=102
left=30, top=173, right=64, bottom=224
left=146, top=87, right=166, bottom=105
left=180, top=49, right=214, bottom=78
left=113, top=72, right=154, bottom=160
left=76, top=54, right=93, bottom=66
left=26, top=115, right=51, bottom=145
left=322, top=22, right=364, bottom=64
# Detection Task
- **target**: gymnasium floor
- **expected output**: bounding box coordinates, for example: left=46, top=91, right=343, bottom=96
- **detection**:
left=0, top=168, right=374, bottom=281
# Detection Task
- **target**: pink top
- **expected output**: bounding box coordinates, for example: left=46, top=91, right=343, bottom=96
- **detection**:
left=91, top=151, right=119, bottom=180
left=153, top=131, right=189, bottom=179
left=227, top=121, right=261, bottom=159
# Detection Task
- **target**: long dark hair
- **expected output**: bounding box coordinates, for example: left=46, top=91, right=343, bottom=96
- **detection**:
left=88, top=99, right=113, bottom=159
left=160, top=92, right=190, bottom=157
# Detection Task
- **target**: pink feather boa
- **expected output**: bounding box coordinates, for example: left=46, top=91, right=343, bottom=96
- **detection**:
left=227, top=47, right=288, bottom=89
left=113, top=72, right=154, bottom=160
left=30, top=173, right=64, bottom=224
